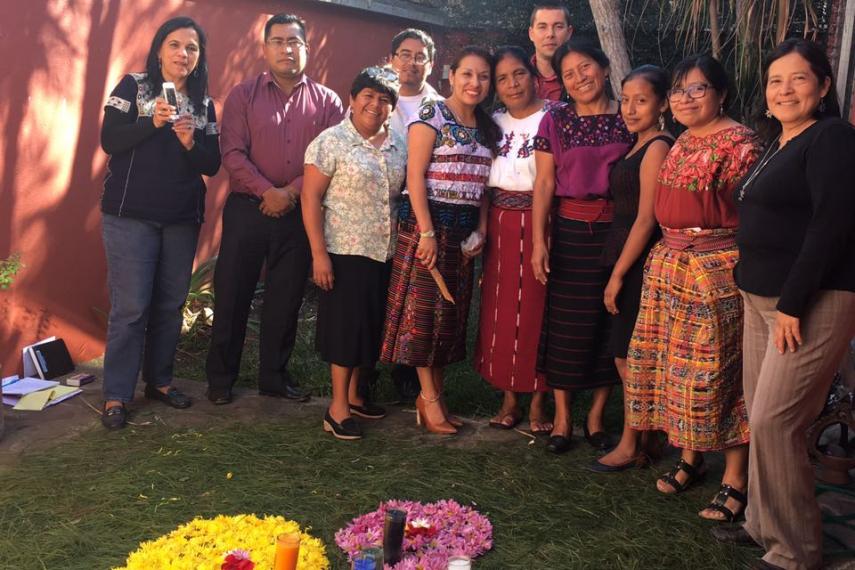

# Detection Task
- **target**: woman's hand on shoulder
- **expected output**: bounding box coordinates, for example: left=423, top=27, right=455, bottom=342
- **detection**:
left=312, top=253, right=334, bottom=291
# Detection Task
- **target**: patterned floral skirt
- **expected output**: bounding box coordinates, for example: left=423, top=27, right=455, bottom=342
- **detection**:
left=474, top=190, right=547, bottom=392
left=380, top=198, right=479, bottom=368
left=625, top=227, right=750, bottom=451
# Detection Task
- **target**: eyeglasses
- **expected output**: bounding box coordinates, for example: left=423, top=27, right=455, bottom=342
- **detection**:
left=365, top=66, right=400, bottom=84
left=394, top=51, right=429, bottom=65
left=266, top=38, right=306, bottom=50
left=667, top=83, right=711, bottom=102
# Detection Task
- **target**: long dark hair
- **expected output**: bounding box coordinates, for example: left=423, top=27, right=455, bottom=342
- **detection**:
left=144, top=17, right=209, bottom=111
left=755, top=38, right=840, bottom=142
left=450, top=45, right=502, bottom=155
left=622, top=64, right=672, bottom=129
left=551, top=40, right=613, bottom=102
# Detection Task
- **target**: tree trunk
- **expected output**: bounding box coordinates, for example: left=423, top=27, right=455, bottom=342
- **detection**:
left=709, top=0, right=722, bottom=59
left=589, top=0, right=632, bottom=99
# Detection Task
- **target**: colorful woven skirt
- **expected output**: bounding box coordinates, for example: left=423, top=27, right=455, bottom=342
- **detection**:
left=474, top=190, right=547, bottom=392
left=380, top=198, right=479, bottom=368
left=537, top=199, right=619, bottom=390
left=625, top=227, right=750, bottom=451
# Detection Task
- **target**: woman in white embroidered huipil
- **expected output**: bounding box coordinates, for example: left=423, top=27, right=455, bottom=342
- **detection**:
left=475, top=46, right=561, bottom=434
left=302, top=67, right=406, bottom=440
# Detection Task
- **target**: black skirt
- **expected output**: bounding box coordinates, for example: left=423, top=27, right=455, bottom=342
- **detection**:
left=608, top=244, right=651, bottom=359
left=315, top=253, right=391, bottom=367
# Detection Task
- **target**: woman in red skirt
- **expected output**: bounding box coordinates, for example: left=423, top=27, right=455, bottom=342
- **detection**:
left=475, top=46, right=560, bottom=434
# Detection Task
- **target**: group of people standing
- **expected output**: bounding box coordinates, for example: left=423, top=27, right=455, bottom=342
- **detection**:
left=97, top=3, right=854, bottom=569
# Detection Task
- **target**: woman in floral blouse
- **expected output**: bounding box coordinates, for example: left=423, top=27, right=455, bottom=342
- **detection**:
left=625, top=55, right=759, bottom=521
left=302, top=67, right=406, bottom=440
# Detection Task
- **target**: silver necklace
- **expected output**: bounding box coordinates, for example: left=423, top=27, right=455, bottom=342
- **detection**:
left=737, top=136, right=782, bottom=202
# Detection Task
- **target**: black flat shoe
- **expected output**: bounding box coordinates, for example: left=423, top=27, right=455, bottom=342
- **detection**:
left=350, top=402, right=386, bottom=419
left=710, top=524, right=761, bottom=547
left=323, top=410, right=363, bottom=440
left=101, top=404, right=127, bottom=430
left=546, top=434, right=573, bottom=454
left=207, top=387, right=232, bottom=405
left=259, top=384, right=310, bottom=402
left=144, top=385, right=192, bottom=409
left=586, top=454, right=650, bottom=473
left=583, top=417, right=615, bottom=451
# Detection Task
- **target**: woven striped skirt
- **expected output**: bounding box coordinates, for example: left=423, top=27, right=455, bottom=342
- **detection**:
left=380, top=198, right=479, bottom=368
left=537, top=199, right=619, bottom=390
left=474, top=190, right=547, bottom=392
left=625, top=227, right=750, bottom=451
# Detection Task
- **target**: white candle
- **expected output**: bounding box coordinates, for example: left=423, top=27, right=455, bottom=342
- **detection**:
left=447, top=556, right=472, bottom=570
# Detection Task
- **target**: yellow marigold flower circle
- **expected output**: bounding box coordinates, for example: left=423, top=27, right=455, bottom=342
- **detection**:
left=114, top=514, right=330, bottom=570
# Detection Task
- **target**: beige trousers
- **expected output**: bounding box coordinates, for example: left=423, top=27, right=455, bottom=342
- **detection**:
left=741, top=289, right=855, bottom=570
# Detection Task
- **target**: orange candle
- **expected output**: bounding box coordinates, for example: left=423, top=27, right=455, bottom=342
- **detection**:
left=273, top=532, right=301, bottom=570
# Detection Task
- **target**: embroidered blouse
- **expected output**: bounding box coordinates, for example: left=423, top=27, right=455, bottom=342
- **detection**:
left=533, top=104, right=633, bottom=199
left=655, top=125, right=759, bottom=229
left=488, top=101, right=563, bottom=191
left=304, top=118, right=407, bottom=262
left=403, top=101, right=493, bottom=207
left=101, top=73, right=220, bottom=224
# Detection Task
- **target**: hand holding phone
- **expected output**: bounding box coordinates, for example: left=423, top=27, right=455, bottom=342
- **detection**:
left=162, top=82, right=179, bottom=122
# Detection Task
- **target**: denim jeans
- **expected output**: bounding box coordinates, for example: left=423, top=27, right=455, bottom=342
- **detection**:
left=101, top=214, right=200, bottom=402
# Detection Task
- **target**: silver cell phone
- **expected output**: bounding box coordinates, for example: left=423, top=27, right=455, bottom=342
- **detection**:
left=162, top=82, right=179, bottom=121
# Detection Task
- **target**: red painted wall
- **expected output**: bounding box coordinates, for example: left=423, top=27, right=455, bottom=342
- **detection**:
left=0, top=0, right=446, bottom=374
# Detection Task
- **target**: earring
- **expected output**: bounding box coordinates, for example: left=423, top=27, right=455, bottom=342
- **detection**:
left=819, top=99, right=826, bottom=113
left=158, top=58, right=162, bottom=69
left=764, top=109, right=772, bottom=118
left=719, top=103, right=725, bottom=116
left=658, top=115, right=665, bottom=131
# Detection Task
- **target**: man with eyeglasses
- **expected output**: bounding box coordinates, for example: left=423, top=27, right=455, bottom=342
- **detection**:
left=388, top=28, right=442, bottom=138
left=206, top=13, right=344, bottom=405
left=529, top=1, right=573, bottom=101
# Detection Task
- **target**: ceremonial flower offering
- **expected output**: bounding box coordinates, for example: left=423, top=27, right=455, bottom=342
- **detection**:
left=336, top=499, right=493, bottom=569
left=115, top=514, right=329, bottom=570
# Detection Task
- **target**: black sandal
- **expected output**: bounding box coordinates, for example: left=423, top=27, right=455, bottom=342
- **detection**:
left=658, top=457, right=705, bottom=494
left=701, top=484, right=747, bottom=522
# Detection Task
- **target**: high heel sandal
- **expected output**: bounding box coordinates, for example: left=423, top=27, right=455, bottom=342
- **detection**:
left=415, top=392, right=457, bottom=435
left=441, top=399, right=464, bottom=428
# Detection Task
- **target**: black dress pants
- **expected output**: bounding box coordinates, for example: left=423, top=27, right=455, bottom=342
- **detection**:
left=206, top=192, right=310, bottom=391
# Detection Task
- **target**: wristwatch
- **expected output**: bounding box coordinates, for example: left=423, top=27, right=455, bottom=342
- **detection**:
left=419, top=230, right=435, bottom=238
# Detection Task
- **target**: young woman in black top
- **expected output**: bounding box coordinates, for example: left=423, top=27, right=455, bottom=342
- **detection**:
left=713, top=39, right=855, bottom=568
left=588, top=66, right=673, bottom=472
left=99, top=17, right=220, bottom=429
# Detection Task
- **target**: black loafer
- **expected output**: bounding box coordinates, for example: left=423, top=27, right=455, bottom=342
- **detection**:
left=583, top=419, right=615, bottom=451
left=259, top=384, right=310, bottom=402
left=323, top=410, right=363, bottom=440
left=586, top=454, right=650, bottom=473
left=710, top=524, right=761, bottom=548
left=144, top=385, right=192, bottom=409
left=101, top=404, right=127, bottom=430
left=350, top=402, right=386, bottom=419
left=207, top=387, right=233, bottom=405
left=546, top=434, right=573, bottom=454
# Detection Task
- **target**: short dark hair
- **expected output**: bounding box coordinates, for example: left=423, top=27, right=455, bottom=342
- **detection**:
left=530, top=1, right=572, bottom=27
left=756, top=38, right=841, bottom=141
left=144, top=17, right=209, bottom=111
left=390, top=28, right=436, bottom=63
left=350, top=66, right=401, bottom=109
left=671, top=54, right=732, bottom=112
left=622, top=64, right=670, bottom=103
left=264, top=13, right=306, bottom=42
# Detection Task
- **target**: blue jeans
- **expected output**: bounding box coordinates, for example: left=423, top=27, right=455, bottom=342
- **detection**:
left=101, top=214, right=200, bottom=402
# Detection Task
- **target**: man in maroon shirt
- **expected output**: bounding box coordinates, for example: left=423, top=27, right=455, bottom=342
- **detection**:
left=529, top=2, right=573, bottom=101
left=206, top=13, right=344, bottom=404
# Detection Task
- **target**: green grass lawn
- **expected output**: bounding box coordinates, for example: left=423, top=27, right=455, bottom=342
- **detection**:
left=0, top=289, right=759, bottom=569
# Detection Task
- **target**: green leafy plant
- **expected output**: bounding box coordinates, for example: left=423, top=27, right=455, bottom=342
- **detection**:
left=0, top=253, right=23, bottom=290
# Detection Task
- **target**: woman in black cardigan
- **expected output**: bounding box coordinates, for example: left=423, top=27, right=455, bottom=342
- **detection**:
left=713, top=39, right=855, bottom=570
left=99, top=17, right=220, bottom=429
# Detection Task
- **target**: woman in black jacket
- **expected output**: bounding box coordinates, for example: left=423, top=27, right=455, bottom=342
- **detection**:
left=99, top=16, right=220, bottom=429
left=713, top=38, right=855, bottom=570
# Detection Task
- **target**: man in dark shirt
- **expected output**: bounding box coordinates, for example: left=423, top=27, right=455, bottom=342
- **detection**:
left=528, top=1, right=573, bottom=101
left=206, top=13, right=345, bottom=404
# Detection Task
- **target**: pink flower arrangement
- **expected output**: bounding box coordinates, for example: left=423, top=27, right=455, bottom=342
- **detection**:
left=335, top=499, right=493, bottom=569
left=221, top=549, right=255, bottom=570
